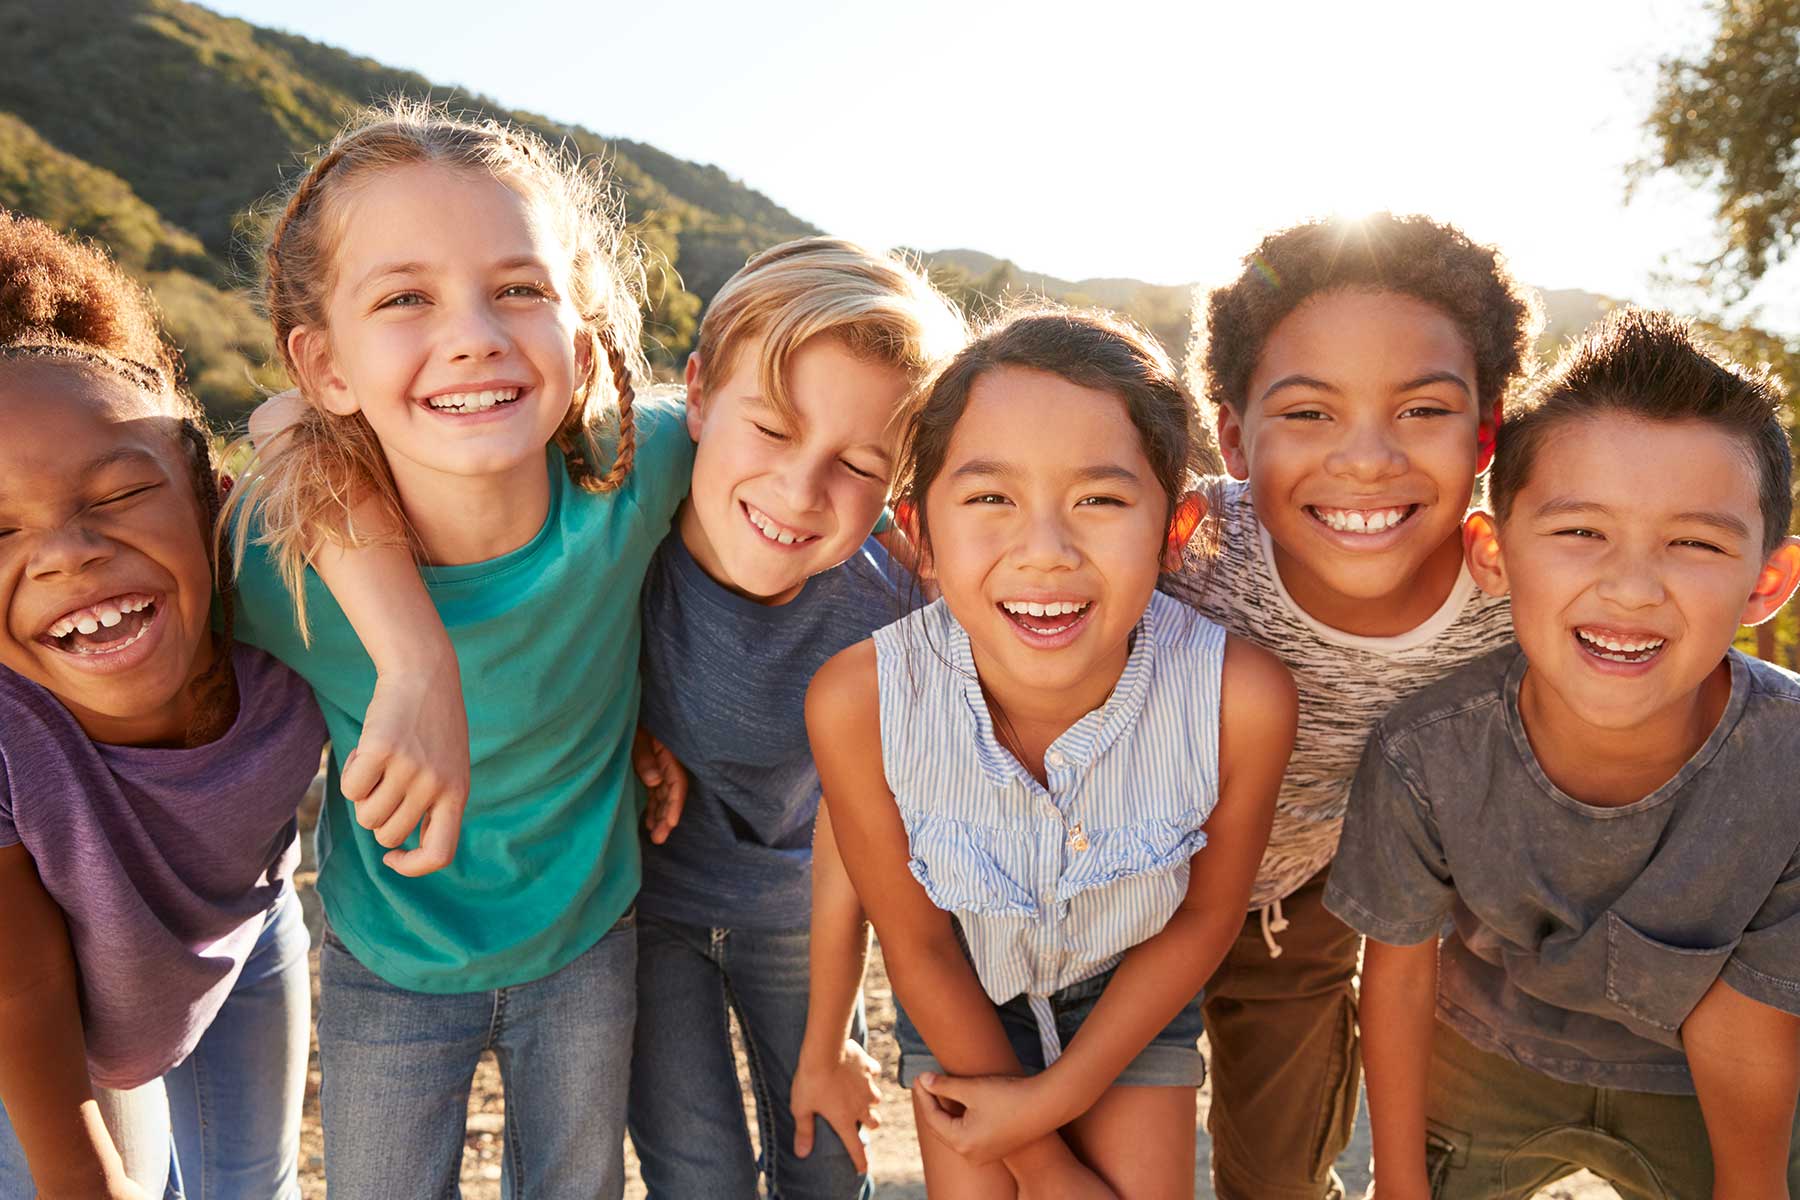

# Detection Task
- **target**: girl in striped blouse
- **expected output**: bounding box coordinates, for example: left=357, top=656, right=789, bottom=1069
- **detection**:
left=807, top=307, right=1296, bottom=1197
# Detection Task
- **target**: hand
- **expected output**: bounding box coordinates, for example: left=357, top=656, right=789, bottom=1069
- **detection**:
left=913, top=1071, right=1061, bottom=1166
left=633, top=729, right=688, bottom=845
left=344, top=663, right=470, bottom=876
left=791, top=1038, right=883, bottom=1173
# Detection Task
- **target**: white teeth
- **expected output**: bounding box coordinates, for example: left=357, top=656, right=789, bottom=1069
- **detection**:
left=426, top=388, right=520, bottom=412
left=745, top=505, right=816, bottom=545
left=75, top=615, right=99, bottom=635
left=1001, top=600, right=1089, bottom=617
left=1314, top=506, right=1411, bottom=534
left=98, top=605, right=122, bottom=628
left=1576, top=628, right=1666, bottom=660
left=44, top=594, right=155, bottom=641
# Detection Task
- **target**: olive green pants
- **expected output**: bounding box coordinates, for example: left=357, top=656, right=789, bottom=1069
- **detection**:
left=1419, top=1021, right=1800, bottom=1199
left=1203, top=868, right=1362, bottom=1200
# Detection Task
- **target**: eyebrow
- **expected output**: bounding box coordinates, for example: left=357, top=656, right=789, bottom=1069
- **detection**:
left=949, top=458, right=1142, bottom=486
left=1260, top=370, right=1473, bottom=405
left=355, top=255, right=551, bottom=293
left=1533, top=496, right=1752, bottom=539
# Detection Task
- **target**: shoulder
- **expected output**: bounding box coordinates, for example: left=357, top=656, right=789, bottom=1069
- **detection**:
left=805, top=640, right=882, bottom=755
left=627, top=386, right=692, bottom=471
left=1741, top=648, right=1800, bottom=708
left=1221, top=633, right=1297, bottom=714
left=1376, top=642, right=1519, bottom=748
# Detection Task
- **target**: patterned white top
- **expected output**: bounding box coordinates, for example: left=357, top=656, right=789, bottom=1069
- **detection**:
left=873, top=589, right=1226, bottom=1066
left=1173, top=478, right=1513, bottom=909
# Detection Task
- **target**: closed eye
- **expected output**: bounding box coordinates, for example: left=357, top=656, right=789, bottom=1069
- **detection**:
left=95, top=483, right=160, bottom=508
left=841, top=459, right=880, bottom=481
left=752, top=422, right=790, bottom=443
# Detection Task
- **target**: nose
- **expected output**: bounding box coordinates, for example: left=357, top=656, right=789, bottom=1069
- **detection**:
left=446, top=300, right=510, bottom=364
left=1012, top=507, right=1081, bottom=573
left=28, top=524, right=115, bottom=581
left=1324, top=417, right=1407, bottom=483
left=1594, top=548, right=1668, bottom=611
left=774, top=455, right=829, bottom=515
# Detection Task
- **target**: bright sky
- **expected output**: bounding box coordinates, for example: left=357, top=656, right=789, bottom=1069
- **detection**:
left=208, top=0, right=1799, bottom=333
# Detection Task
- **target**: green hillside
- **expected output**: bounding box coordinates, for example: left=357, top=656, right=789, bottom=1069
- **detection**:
left=0, top=0, right=814, bottom=418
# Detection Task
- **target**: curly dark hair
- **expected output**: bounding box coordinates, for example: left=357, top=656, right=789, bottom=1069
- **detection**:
left=0, top=208, right=235, bottom=740
left=1191, top=213, right=1542, bottom=420
left=1491, top=308, right=1793, bottom=556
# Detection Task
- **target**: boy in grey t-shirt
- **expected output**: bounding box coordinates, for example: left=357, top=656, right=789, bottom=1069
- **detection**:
left=1326, top=310, right=1800, bottom=1200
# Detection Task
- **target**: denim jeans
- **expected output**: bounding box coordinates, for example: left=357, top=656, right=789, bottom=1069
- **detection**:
left=628, top=914, right=871, bottom=1199
left=317, top=908, right=637, bottom=1200
left=0, top=888, right=310, bottom=1200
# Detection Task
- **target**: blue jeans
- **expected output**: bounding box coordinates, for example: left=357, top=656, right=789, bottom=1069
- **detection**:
left=317, top=908, right=637, bottom=1200
left=0, top=888, right=310, bottom=1199
left=628, top=914, right=871, bottom=1199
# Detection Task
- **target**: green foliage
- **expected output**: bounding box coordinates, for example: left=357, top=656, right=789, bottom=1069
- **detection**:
left=0, top=0, right=818, bottom=414
left=1640, top=0, right=1800, bottom=296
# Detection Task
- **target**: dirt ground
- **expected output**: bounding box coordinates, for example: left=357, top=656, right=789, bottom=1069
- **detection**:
left=292, top=789, right=1613, bottom=1198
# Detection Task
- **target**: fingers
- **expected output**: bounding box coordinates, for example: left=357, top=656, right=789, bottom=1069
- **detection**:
left=383, top=797, right=464, bottom=877
left=339, top=744, right=384, bottom=803
left=792, top=1107, right=815, bottom=1160
left=644, top=785, right=686, bottom=844
left=822, top=1110, right=870, bottom=1174
left=631, top=728, right=664, bottom=787
left=911, top=1078, right=962, bottom=1149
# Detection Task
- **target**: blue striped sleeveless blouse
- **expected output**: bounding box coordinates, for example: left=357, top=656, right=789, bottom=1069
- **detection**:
left=872, top=588, right=1226, bottom=1066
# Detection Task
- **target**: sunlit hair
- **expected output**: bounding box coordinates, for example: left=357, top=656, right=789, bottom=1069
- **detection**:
left=225, top=100, right=648, bottom=631
left=1191, top=212, right=1541, bottom=423
left=1491, top=308, right=1794, bottom=556
left=0, top=209, right=234, bottom=737
left=695, top=237, right=966, bottom=444
left=896, top=304, right=1218, bottom=568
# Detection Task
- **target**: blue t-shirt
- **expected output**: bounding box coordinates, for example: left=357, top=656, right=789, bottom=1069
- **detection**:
left=636, top=532, right=909, bottom=929
left=232, top=396, right=693, bottom=992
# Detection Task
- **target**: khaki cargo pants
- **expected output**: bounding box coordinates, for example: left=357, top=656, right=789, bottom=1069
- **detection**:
left=1203, top=867, right=1362, bottom=1200
left=1416, top=1022, right=1800, bottom=1199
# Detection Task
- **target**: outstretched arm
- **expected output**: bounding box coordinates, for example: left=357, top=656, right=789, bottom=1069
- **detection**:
left=248, top=393, right=469, bottom=876
left=1685, top=975, right=1800, bottom=1200
left=0, top=845, right=147, bottom=1199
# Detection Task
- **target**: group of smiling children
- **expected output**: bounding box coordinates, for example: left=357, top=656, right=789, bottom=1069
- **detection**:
left=0, top=101, right=1795, bottom=1200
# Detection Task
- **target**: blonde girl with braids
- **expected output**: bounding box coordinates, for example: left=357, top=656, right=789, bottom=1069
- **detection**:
left=0, top=211, right=326, bottom=1198
left=225, top=103, right=692, bottom=1195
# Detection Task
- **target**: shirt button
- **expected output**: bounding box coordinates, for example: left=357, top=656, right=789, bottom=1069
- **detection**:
left=1046, top=750, right=1065, bottom=768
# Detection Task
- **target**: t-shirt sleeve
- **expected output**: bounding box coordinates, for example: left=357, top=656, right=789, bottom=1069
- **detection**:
left=624, top=392, right=694, bottom=527
left=1323, top=726, right=1455, bottom=945
left=1721, top=842, right=1800, bottom=1017
left=0, top=754, right=16, bottom=849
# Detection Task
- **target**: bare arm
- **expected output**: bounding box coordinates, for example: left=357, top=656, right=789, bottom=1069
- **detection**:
left=247, top=392, right=468, bottom=876
left=1684, top=975, right=1800, bottom=1200
left=790, top=803, right=881, bottom=1169
left=806, top=642, right=1095, bottom=1184
left=0, top=845, right=144, bottom=1199
left=1361, top=937, right=1440, bottom=1200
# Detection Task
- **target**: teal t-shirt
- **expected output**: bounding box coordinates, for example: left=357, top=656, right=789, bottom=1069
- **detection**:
left=232, top=395, right=693, bottom=992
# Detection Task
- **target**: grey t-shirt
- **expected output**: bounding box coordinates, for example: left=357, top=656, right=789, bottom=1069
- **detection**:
left=636, top=531, right=909, bottom=930
left=1325, top=644, right=1800, bottom=1094
left=0, top=646, right=327, bottom=1089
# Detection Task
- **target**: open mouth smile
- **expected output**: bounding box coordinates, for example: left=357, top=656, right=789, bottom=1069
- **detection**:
left=741, top=501, right=820, bottom=548
left=998, top=598, right=1094, bottom=643
left=421, top=387, right=522, bottom=415
left=1573, top=626, right=1667, bottom=666
left=1306, top=504, right=1420, bottom=536
left=36, top=592, right=167, bottom=671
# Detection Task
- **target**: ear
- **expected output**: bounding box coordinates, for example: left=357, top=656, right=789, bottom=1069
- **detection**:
left=1162, top=489, right=1208, bottom=572
left=1462, top=511, right=1508, bottom=597
left=1476, top=398, right=1501, bottom=474
left=1216, top=402, right=1250, bottom=480
left=896, top=499, right=933, bottom=581
left=683, top=352, right=706, bottom=442
left=1741, top=536, right=1800, bottom=627
left=574, top=327, right=594, bottom=381
left=286, top=326, right=359, bottom=417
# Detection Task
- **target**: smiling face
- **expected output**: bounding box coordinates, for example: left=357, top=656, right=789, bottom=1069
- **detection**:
left=921, top=366, right=1173, bottom=705
left=1473, top=412, right=1799, bottom=733
left=0, top=365, right=215, bottom=745
left=293, top=162, right=585, bottom=506
left=1220, top=289, right=1490, bottom=636
left=679, top=334, right=907, bottom=604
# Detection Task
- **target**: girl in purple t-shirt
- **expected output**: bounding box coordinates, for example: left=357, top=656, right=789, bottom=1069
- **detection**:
left=0, top=214, right=326, bottom=1199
